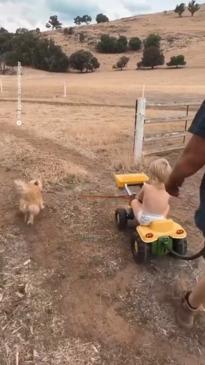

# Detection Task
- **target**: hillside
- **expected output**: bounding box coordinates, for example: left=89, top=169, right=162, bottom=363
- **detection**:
left=45, top=5, right=205, bottom=70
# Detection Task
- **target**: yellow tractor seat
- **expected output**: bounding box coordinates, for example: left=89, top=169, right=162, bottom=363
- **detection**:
left=137, top=219, right=187, bottom=243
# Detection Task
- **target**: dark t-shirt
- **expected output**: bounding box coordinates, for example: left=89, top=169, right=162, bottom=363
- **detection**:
left=189, top=100, right=205, bottom=234
left=189, top=100, right=205, bottom=138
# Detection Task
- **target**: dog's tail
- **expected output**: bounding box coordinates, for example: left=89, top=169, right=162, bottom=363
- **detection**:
left=14, top=180, right=29, bottom=195
left=28, top=204, right=40, bottom=216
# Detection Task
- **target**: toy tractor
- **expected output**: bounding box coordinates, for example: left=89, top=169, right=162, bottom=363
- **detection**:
left=114, top=173, right=188, bottom=264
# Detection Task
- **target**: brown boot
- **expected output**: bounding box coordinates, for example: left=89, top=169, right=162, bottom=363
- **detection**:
left=176, top=292, right=199, bottom=329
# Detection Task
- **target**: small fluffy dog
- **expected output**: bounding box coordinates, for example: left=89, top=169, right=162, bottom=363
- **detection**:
left=14, top=179, right=44, bottom=225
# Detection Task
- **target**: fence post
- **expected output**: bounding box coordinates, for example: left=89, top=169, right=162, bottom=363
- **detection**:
left=134, top=97, right=146, bottom=163
left=63, top=82, right=67, bottom=97
left=17, top=61, right=22, bottom=126
left=0, top=79, right=3, bottom=94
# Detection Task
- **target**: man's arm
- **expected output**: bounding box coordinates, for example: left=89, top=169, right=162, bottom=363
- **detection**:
left=166, top=134, right=205, bottom=196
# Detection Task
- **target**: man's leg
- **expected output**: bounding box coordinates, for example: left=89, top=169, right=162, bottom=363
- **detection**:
left=177, top=272, right=205, bottom=329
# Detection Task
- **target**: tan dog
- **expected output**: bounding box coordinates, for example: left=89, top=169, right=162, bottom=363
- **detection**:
left=14, top=179, right=44, bottom=225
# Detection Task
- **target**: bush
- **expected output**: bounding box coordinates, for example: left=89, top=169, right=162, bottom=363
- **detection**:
left=113, top=56, right=129, bottom=70
left=69, top=50, right=100, bottom=72
left=138, top=46, right=165, bottom=69
left=129, top=37, right=142, bottom=51
left=97, top=34, right=128, bottom=53
left=167, top=55, right=186, bottom=67
left=188, top=0, right=200, bottom=16
left=64, top=27, right=74, bottom=36
left=79, top=32, right=85, bottom=43
left=144, top=33, right=161, bottom=48
left=96, top=14, right=109, bottom=23
left=174, top=3, right=186, bottom=17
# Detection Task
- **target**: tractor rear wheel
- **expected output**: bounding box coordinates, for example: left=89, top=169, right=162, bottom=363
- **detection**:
left=173, top=238, right=188, bottom=256
left=131, top=233, right=152, bottom=264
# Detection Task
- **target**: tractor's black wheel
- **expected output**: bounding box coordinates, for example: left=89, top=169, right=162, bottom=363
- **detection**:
left=173, top=238, right=188, bottom=256
left=115, top=208, right=128, bottom=230
left=131, top=233, right=152, bottom=264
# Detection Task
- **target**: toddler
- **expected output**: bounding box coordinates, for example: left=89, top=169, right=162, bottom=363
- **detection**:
left=131, top=158, right=172, bottom=225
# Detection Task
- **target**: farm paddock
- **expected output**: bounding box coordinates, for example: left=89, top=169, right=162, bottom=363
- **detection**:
left=0, top=69, right=205, bottom=364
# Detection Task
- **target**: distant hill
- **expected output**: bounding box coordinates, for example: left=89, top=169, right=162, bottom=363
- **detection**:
left=44, top=5, right=205, bottom=70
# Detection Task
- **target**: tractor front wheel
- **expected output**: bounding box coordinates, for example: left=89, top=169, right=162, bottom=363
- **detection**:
left=131, top=233, right=152, bottom=264
left=115, top=208, right=128, bottom=230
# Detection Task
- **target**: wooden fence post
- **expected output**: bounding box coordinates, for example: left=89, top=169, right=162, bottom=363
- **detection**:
left=0, top=79, right=3, bottom=94
left=133, top=97, right=146, bottom=163
left=63, top=82, right=67, bottom=97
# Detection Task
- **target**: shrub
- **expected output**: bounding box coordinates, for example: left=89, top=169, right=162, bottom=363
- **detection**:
left=144, top=33, right=161, bottom=48
left=113, top=56, right=129, bottom=70
left=97, top=34, right=128, bottom=53
left=167, top=55, right=186, bottom=67
left=188, top=0, right=200, bottom=16
left=138, top=46, right=164, bottom=69
left=96, top=14, right=109, bottom=23
left=174, top=3, right=186, bottom=17
left=129, top=37, right=142, bottom=51
left=69, top=50, right=100, bottom=72
left=79, top=32, right=85, bottom=43
left=64, top=27, right=74, bottom=36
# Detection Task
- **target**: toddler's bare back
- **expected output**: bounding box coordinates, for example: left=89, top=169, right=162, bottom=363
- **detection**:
left=141, top=183, right=170, bottom=216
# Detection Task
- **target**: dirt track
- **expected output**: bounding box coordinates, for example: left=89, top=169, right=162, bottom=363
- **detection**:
left=0, top=93, right=205, bottom=364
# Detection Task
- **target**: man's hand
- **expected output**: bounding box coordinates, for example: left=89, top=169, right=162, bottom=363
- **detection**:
left=165, top=181, right=180, bottom=197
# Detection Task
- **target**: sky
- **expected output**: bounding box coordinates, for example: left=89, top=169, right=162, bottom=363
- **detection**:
left=0, top=0, right=204, bottom=32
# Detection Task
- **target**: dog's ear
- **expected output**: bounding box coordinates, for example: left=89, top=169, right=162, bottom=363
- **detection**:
left=14, top=180, right=28, bottom=194
left=34, top=179, right=43, bottom=191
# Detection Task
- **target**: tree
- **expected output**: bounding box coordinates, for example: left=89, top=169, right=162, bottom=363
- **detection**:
left=129, top=37, right=142, bottom=51
left=16, top=28, right=29, bottom=34
left=116, top=36, right=128, bottom=52
left=82, top=15, right=92, bottom=24
left=97, top=34, right=116, bottom=53
left=96, top=13, right=109, bottom=23
left=46, top=15, right=62, bottom=30
left=174, top=3, right=186, bottom=17
left=113, top=56, right=129, bottom=71
left=97, top=34, right=128, bottom=53
left=144, top=33, right=161, bottom=48
left=69, top=50, right=100, bottom=72
left=32, top=39, right=69, bottom=72
left=188, top=0, right=200, bottom=16
left=0, top=30, right=69, bottom=72
left=167, top=55, right=186, bottom=68
left=138, top=46, right=165, bottom=69
left=0, top=27, right=8, bottom=34
left=74, top=16, right=82, bottom=25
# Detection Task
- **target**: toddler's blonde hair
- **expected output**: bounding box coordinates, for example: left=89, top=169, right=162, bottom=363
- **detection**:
left=149, top=158, right=172, bottom=184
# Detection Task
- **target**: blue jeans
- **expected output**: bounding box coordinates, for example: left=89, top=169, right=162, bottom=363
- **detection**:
left=195, top=173, right=205, bottom=236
